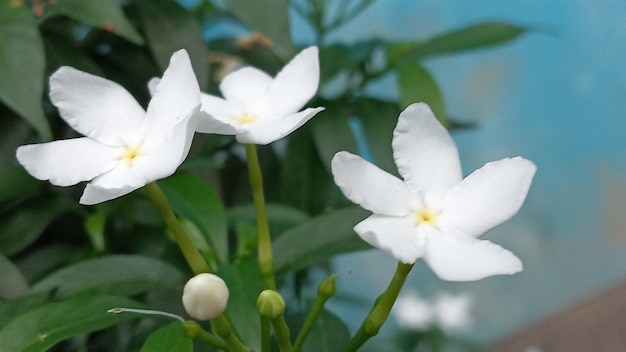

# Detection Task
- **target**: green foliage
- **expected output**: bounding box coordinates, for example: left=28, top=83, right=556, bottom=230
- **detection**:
left=0, top=0, right=526, bottom=350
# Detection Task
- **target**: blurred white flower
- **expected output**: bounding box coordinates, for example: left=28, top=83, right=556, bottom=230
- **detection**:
left=17, top=50, right=200, bottom=205
left=332, top=103, right=536, bottom=281
left=182, top=273, right=229, bottom=320
left=197, top=46, right=324, bottom=144
left=393, top=290, right=472, bottom=334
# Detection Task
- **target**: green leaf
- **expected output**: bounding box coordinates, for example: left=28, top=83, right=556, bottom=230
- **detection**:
left=42, top=30, right=103, bottom=77
left=227, top=203, right=310, bottom=230
left=396, top=61, right=448, bottom=127
left=0, top=166, right=42, bottom=203
left=0, top=295, right=146, bottom=352
left=273, top=207, right=371, bottom=274
left=225, top=0, right=295, bottom=56
left=0, top=255, right=28, bottom=299
left=390, top=22, right=526, bottom=62
left=280, top=127, right=334, bottom=215
left=218, top=259, right=263, bottom=351
left=29, top=255, right=184, bottom=299
left=0, top=0, right=51, bottom=140
left=158, top=173, right=229, bottom=265
left=0, top=292, right=50, bottom=330
left=319, top=40, right=380, bottom=82
left=310, top=102, right=358, bottom=173
left=136, top=0, right=210, bottom=90
left=0, top=197, right=75, bottom=256
left=300, top=309, right=350, bottom=352
left=43, top=0, right=144, bottom=45
left=141, top=321, right=192, bottom=352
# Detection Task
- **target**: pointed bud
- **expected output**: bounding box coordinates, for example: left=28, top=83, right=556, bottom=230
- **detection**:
left=256, top=289, right=285, bottom=319
left=317, top=274, right=336, bottom=297
left=182, top=273, right=229, bottom=320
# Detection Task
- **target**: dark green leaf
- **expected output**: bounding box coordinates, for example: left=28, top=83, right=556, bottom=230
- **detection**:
left=140, top=321, right=192, bottom=352
left=273, top=207, right=371, bottom=274
left=227, top=203, right=310, bottom=229
left=0, top=292, right=50, bottom=330
left=42, top=30, right=103, bottom=76
left=396, top=61, right=448, bottom=127
left=0, top=295, right=146, bottom=352
left=280, top=127, right=333, bottom=215
left=136, top=0, right=210, bottom=90
left=0, top=167, right=42, bottom=203
left=0, top=197, right=75, bottom=256
left=158, top=173, right=229, bottom=265
left=225, top=0, right=295, bottom=56
left=310, top=102, right=358, bottom=173
left=0, top=0, right=51, bottom=139
left=300, top=309, right=350, bottom=352
left=319, top=40, right=380, bottom=82
left=29, top=255, right=184, bottom=299
left=43, top=0, right=144, bottom=45
left=389, top=22, right=526, bottom=62
left=0, top=255, right=28, bottom=299
left=218, top=259, right=263, bottom=351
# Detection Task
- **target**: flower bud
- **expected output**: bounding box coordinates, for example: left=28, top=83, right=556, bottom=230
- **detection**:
left=256, top=289, right=285, bottom=319
left=182, top=273, right=229, bottom=320
left=317, top=274, right=336, bottom=297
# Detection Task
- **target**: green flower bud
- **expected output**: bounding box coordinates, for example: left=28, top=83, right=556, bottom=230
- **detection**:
left=317, top=274, right=336, bottom=297
left=256, top=289, right=285, bottom=319
left=182, top=273, right=229, bottom=320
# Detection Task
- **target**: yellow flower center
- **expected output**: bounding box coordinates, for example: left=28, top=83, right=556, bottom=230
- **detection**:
left=414, top=207, right=440, bottom=226
left=121, top=145, right=143, bottom=165
left=236, top=114, right=257, bottom=124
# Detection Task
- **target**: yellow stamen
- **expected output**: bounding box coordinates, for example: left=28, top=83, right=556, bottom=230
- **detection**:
left=236, top=114, right=256, bottom=124
left=121, top=145, right=142, bottom=165
left=414, top=207, right=439, bottom=226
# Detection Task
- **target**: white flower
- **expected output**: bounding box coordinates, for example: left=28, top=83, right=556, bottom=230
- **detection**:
left=182, top=273, right=229, bottom=320
left=16, top=50, right=200, bottom=205
left=197, top=46, right=324, bottom=144
left=394, top=291, right=472, bottom=334
left=331, top=103, right=536, bottom=281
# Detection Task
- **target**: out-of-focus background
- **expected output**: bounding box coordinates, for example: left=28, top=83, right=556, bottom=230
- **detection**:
left=306, top=0, right=626, bottom=349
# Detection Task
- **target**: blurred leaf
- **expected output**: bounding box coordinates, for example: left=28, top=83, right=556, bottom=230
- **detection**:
left=158, top=173, right=229, bottom=265
left=273, top=207, right=371, bottom=274
left=0, top=255, right=28, bottom=299
left=354, top=98, right=401, bottom=175
left=43, top=0, right=144, bottom=45
left=300, top=308, right=350, bottom=352
left=218, top=259, right=263, bottom=351
left=396, top=61, right=448, bottom=127
left=280, top=127, right=333, bottom=215
left=0, top=292, right=50, bottom=330
left=389, top=22, right=526, bottom=62
left=29, top=255, right=184, bottom=299
left=84, top=211, right=106, bottom=252
left=140, top=321, right=192, bottom=352
left=0, top=295, right=146, bottom=352
left=310, top=102, right=358, bottom=173
left=41, top=30, right=102, bottom=76
left=136, top=0, right=210, bottom=90
left=15, top=244, right=77, bottom=284
left=319, top=39, right=380, bottom=82
left=0, top=0, right=51, bottom=139
left=225, top=0, right=295, bottom=56
left=0, top=197, right=75, bottom=256
left=0, top=167, right=42, bottom=203
left=227, top=203, right=310, bottom=230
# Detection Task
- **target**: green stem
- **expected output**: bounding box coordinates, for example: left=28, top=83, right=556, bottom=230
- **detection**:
left=260, top=316, right=271, bottom=352
left=244, top=144, right=276, bottom=290
left=272, top=315, right=294, bottom=352
left=146, top=182, right=211, bottom=275
left=212, top=314, right=252, bottom=352
left=344, top=262, right=414, bottom=352
left=182, top=320, right=228, bottom=350
left=294, top=275, right=336, bottom=351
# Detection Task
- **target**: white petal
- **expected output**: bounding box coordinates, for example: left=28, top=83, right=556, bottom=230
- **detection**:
left=197, top=93, right=241, bottom=134
left=16, top=138, right=119, bottom=186
left=258, top=46, right=319, bottom=119
left=355, top=214, right=425, bottom=264
left=423, top=231, right=522, bottom=281
left=236, top=107, right=324, bottom=145
left=80, top=183, right=138, bottom=205
left=196, top=111, right=239, bottom=135
left=392, top=103, right=462, bottom=207
left=438, top=157, right=536, bottom=238
left=331, top=151, right=419, bottom=216
left=219, top=67, right=272, bottom=113
left=49, top=67, right=145, bottom=146
left=147, top=77, right=160, bottom=96
left=143, top=50, right=201, bottom=141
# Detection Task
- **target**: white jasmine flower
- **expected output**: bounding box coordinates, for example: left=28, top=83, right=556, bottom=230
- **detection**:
left=331, top=103, right=536, bottom=281
left=394, top=291, right=472, bottom=334
left=197, top=46, right=324, bottom=144
left=393, top=291, right=433, bottom=330
left=16, top=50, right=200, bottom=205
left=182, top=273, right=229, bottom=320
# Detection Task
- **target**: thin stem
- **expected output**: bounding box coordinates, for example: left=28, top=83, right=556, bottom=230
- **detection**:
left=260, top=316, right=271, bottom=352
left=272, top=315, right=294, bottom=352
left=294, top=275, right=336, bottom=351
left=344, top=262, right=414, bottom=352
left=244, top=144, right=277, bottom=290
left=182, top=320, right=228, bottom=350
left=146, top=182, right=212, bottom=275
left=212, top=314, right=252, bottom=352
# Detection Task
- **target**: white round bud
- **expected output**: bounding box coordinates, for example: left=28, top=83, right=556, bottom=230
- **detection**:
left=182, top=273, right=229, bottom=320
